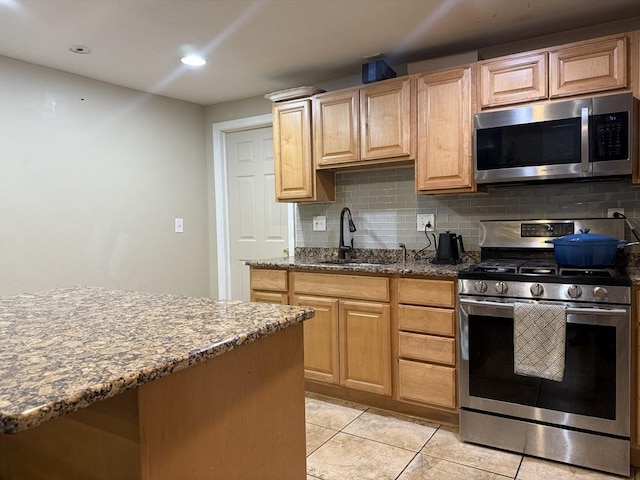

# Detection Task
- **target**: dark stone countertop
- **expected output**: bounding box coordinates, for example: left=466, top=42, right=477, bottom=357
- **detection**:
left=0, top=286, right=314, bottom=434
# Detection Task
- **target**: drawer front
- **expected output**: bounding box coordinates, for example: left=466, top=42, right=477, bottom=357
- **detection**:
left=292, top=272, right=389, bottom=302
left=398, top=332, right=455, bottom=366
left=250, top=291, right=288, bottom=305
left=398, top=278, right=455, bottom=307
left=398, top=359, right=456, bottom=409
left=398, top=305, right=455, bottom=336
left=250, top=269, right=288, bottom=292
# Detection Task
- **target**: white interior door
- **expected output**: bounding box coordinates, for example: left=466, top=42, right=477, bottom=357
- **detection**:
left=226, top=126, right=289, bottom=301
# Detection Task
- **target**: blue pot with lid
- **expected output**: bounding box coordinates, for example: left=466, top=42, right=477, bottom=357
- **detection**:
left=545, top=228, right=628, bottom=267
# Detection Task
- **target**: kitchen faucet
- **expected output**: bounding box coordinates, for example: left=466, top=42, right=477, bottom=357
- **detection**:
left=338, top=207, right=357, bottom=260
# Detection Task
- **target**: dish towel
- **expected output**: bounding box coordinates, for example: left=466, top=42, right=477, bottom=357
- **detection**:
left=513, top=302, right=567, bottom=382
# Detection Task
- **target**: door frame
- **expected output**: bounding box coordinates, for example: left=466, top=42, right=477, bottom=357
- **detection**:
left=212, top=114, right=295, bottom=300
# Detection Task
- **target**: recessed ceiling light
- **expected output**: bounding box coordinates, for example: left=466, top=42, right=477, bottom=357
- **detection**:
left=69, top=45, right=92, bottom=54
left=181, top=55, right=206, bottom=66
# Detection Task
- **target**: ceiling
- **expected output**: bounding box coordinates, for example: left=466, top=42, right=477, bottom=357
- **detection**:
left=0, top=0, right=638, bottom=106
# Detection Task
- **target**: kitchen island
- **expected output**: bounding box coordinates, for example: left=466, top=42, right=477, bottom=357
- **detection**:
left=0, top=286, right=314, bottom=479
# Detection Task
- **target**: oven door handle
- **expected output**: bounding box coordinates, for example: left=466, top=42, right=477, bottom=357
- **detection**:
left=459, top=298, right=628, bottom=316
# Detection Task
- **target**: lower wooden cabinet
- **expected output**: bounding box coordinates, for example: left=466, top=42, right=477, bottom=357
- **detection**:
left=339, top=300, right=391, bottom=396
left=397, top=278, right=457, bottom=410
left=292, top=272, right=392, bottom=397
left=250, top=268, right=288, bottom=304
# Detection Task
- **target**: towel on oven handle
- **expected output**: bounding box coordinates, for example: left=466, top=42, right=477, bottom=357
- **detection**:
left=513, top=302, right=566, bottom=382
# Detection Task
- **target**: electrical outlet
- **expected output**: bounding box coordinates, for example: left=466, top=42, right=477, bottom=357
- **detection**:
left=417, top=214, right=435, bottom=232
left=313, top=216, right=327, bottom=231
left=607, top=208, right=624, bottom=218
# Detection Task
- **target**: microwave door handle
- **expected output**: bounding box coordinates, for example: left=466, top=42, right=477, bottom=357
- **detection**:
left=581, top=107, right=590, bottom=173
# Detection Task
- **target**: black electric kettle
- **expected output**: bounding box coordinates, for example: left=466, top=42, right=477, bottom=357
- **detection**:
left=431, top=231, right=465, bottom=264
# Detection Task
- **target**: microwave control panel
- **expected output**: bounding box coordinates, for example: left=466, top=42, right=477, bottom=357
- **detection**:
left=591, top=112, right=628, bottom=161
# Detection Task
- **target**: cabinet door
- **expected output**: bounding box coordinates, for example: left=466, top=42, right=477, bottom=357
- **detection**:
left=314, top=90, right=359, bottom=166
left=339, top=300, right=391, bottom=396
left=293, top=295, right=340, bottom=384
left=479, top=51, right=547, bottom=108
left=360, top=77, right=414, bottom=161
left=416, top=65, right=475, bottom=193
left=273, top=99, right=314, bottom=201
left=549, top=35, right=627, bottom=98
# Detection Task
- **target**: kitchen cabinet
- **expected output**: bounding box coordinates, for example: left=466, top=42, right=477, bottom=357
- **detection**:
left=415, top=64, right=477, bottom=194
left=549, top=34, right=627, bottom=98
left=479, top=50, right=547, bottom=108
left=250, top=268, right=288, bottom=304
left=292, top=271, right=392, bottom=396
left=633, top=30, right=640, bottom=186
left=479, top=33, right=629, bottom=108
left=272, top=99, right=335, bottom=202
left=313, top=77, right=414, bottom=168
left=397, top=278, right=457, bottom=409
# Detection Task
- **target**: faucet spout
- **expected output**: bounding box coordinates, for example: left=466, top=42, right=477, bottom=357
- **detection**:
left=338, top=207, right=357, bottom=260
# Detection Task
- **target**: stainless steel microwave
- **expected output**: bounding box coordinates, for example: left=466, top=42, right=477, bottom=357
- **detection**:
left=474, top=93, right=634, bottom=184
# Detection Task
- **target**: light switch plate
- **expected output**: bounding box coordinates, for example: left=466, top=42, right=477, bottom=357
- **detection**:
left=313, top=216, right=327, bottom=231
left=175, top=218, right=184, bottom=233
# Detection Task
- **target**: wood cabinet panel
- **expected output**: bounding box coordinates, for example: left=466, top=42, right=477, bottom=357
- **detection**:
left=294, top=295, right=340, bottom=384
left=398, top=305, right=455, bottom=336
left=360, top=77, right=414, bottom=161
left=292, top=271, right=390, bottom=302
left=340, top=301, right=391, bottom=396
left=398, top=359, right=456, bottom=408
left=416, top=65, right=475, bottom=193
left=251, top=291, right=288, bottom=304
left=479, top=51, right=548, bottom=107
left=549, top=35, right=628, bottom=98
left=398, top=278, right=455, bottom=307
left=250, top=268, right=287, bottom=292
left=314, top=90, right=359, bottom=166
left=273, top=100, right=314, bottom=200
left=399, top=332, right=455, bottom=366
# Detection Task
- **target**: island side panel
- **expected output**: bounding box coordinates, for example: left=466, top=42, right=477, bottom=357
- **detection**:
left=0, top=388, right=141, bottom=480
left=138, top=323, right=306, bottom=480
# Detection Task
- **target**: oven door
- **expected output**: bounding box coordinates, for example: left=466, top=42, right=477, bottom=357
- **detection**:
left=459, top=297, right=630, bottom=438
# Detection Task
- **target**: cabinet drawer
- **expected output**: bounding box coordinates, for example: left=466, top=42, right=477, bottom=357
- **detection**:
left=399, top=332, right=455, bottom=366
left=250, top=269, right=288, bottom=292
left=398, top=359, right=456, bottom=409
left=398, top=305, right=455, bottom=336
left=398, top=278, right=455, bottom=307
left=251, top=291, right=288, bottom=305
left=292, top=272, right=389, bottom=302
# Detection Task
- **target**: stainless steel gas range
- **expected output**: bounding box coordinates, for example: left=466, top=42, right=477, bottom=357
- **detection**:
left=458, top=219, right=631, bottom=476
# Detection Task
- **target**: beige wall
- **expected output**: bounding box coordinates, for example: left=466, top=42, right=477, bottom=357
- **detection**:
left=0, top=57, right=210, bottom=297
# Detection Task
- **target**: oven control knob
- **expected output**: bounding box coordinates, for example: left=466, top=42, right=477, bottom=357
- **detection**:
left=474, top=281, right=488, bottom=293
left=593, top=287, right=608, bottom=301
left=530, top=283, right=544, bottom=296
left=495, top=282, right=508, bottom=294
left=567, top=285, right=582, bottom=299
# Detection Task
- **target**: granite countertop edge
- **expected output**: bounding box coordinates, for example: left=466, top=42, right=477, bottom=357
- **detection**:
left=0, top=287, right=315, bottom=434
left=248, top=258, right=640, bottom=285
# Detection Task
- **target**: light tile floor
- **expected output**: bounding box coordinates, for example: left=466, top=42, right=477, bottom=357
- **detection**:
left=305, top=393, right=637, bottom=480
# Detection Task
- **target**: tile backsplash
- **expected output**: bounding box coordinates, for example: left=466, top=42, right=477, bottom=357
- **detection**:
left=295, top=167, right=640, bottom=252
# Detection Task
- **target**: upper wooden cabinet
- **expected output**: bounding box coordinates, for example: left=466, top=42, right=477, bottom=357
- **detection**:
left=313, top=90, right=359, bottom=166
left=313, top=77, right=414, bottom=168
left=549, top=35, right=627, bottom=98
left=479, top=34, right=630, bottom=108
left=415, top=64, right=476, bottom=194
left=272, top=99, right=335, bottom=203
left=479, top=51, right=547, bottom=108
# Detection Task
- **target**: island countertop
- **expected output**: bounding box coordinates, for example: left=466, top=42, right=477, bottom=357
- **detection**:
left=0, top=286, right=315, bottom=434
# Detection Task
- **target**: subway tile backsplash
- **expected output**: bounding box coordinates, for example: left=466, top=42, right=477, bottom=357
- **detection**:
left=295, top=167, right=640, bottom=251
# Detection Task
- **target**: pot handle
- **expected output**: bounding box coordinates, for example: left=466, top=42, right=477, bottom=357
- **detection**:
left=621, top=241, right=640, bottom=247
